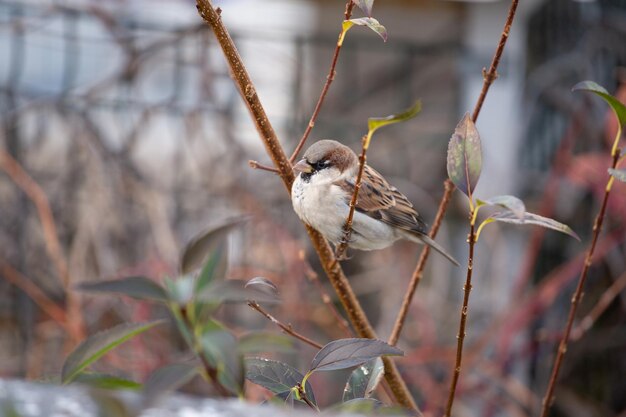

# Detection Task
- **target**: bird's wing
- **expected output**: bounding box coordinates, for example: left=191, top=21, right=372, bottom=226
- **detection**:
left=336, top=165, right=428, bottom=234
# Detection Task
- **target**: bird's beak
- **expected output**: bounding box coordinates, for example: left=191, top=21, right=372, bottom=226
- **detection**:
left=293, top=159, right=313, bottom=174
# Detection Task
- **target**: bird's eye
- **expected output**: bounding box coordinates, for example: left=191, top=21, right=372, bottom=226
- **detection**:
left=313, top=160, right=329, bottom=171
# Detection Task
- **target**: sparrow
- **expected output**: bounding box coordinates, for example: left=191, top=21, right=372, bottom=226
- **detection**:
left=291, top=139, right=459, bottom=266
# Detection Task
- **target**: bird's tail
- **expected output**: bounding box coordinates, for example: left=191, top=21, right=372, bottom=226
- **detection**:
left=403, top=232, right=460, bottom=266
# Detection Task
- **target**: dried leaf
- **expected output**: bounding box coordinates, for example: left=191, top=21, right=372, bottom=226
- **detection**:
left=447, top=113, right=482, bottom=198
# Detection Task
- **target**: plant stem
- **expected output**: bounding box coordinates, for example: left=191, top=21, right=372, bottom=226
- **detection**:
left=247, top=301, right=322, bottom=349
left=539, top=149, right=621, bottom=417
left=444, top=212, right=477, bottom=417
left=389, top=179, right=454, bottom=345
left=288, top=0, right=355, bottom=164
left=471, top=0, right=519, bottom=122
left=389, top=0, right=520, bottom=349
left=195, top=1, right=419, bottom=411
left=334, top=135, right=368, bottom=259
left=179, top=306, right=231, bottom=397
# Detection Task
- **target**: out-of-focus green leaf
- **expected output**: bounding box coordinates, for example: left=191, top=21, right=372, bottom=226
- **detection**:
left=245, top=358, right=316, bottom=406
left=180, top=217, right=246, bottom=276
left=195, top=240, right=228, bottom=294
left=476, top=195, right=526, bottom=219
left=447, top=113, right=482, bottom=199
left=352, top=0, right=374, bottom=17
left=237, top=332, right=296, bottom=354
left=245, top=277, right=279, bottom=297
left=165, top=276, right=195, bottom=306
left=330, top=398, right=408, bottom=414
left=366, top=101, right=421, bottom=148
left=573, top=81, right=626, bottom=127
left=197, top=279, right=280, bottom=305
left=143, top=363, right=199, bottom=405
left=62, top=321, right=165, bottom=384
left=200, top=326, right=243, bottom=395
left=489, top=211, right=580, bottom=241
left=77, top=276, right=168, bottom=303
left=309, top=338, right=402, bottom=373
left=342, top=357, right=384, bottom=401
left=609, top=168, right=626, bottom=182
left=339, top=17, right=387, bottom=46
left=74, top=372, right=142, bottom=390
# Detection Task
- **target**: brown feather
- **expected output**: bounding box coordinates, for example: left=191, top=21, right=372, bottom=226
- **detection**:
left=336, top=165, right=428, bottom=234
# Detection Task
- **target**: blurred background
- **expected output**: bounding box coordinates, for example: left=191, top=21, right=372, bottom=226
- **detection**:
left=0, top=0, right=625, bottom=416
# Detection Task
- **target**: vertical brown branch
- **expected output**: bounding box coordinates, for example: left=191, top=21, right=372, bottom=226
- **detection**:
left=539, top=149, right=621, bottom=417
left=444, top=215, right=477, bottom=417
left=195, top=1, right=419, bottom=411
left=334, top=135, right=367, bottom=259
left=388, top=0, right=520, bottom=349
left=471, top=0, right=520, bottom=122
left=388, top=179, right=454, bottom=345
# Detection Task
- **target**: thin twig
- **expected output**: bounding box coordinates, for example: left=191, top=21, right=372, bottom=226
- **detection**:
left=248, top=160, right=279, bottom=173
left=301, top=251, right=352, bottom=337
left=195, top=1, right=419, bottom=411
left=389, top=179, right=454, bottom=346
left=247, top=301, right=323, bottom=349
left=571, top=271, right=626, bottom=341
left=0, top=258, right=74, bottom=336
left=539, top=149, right=621, bottom=417
left=288, top=0, right=355, bottom=164
left=443, top=214, right=477, bottom=417
left=471, top=0, right=519, bottom=123
left=334, top=135, right=367, bottom=259
left=0, top=148, right=84, bottom=343
left=388, top=0, right=520, bottom=351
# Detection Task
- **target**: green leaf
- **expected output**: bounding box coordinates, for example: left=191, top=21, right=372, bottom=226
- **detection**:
left=573, top=81, right=626, bottom=127
left=76, top=276, right=168, bottom=303
left=352, top=0, right=374, bottom=17
left=347, top=17, right=387, bottom=42
left=331, top=398, right=387, bottom=414
left=62, top=320, right=165, bottom=384
left=367, top=101, right=421, bottom=142
left=447, top=113, right=482, bottom=198
left=143, top=363, right=199, bottom=405
left=180, top=217, right=246, bottom=276
left=237, top=332, right=296, bottom=354
left=309, top=338, right=402, bottom=373
left=342, top=357, right=384, bottom=401
left=489, top=211, right=580, bottom=241
left=197, top=279, right=280, bottom=305
left=609, top=168, right=626, bottom=182
left=200, top=326, right=244, bottom=395
left=165, top=276, right=196, bottom=306
left=476, top=195, right=526, bottom=219
left=74, top=372, right=142, bottom=390
left=245, top=358, right=316, bottom=406
left=195, top=240, right=228, bottom=294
